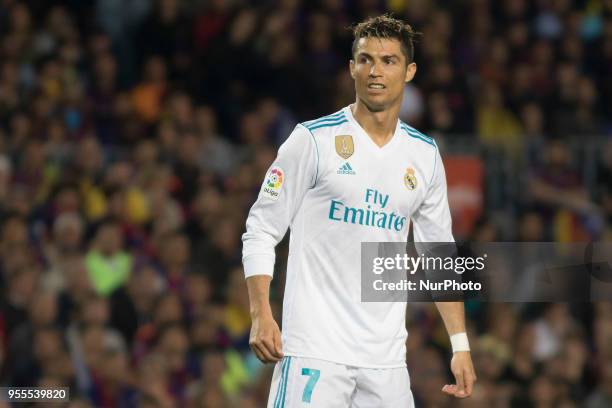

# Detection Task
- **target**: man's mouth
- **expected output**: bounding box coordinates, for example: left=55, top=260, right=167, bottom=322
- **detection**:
left=368, top=83, right=385, bottom=89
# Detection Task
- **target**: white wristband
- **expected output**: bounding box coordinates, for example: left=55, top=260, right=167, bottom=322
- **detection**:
left=450, top=332, right=470, bottom=353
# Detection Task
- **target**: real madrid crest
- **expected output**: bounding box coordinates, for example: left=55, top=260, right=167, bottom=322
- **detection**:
left=335, top=135, right=354, bottom=159
left=404, top=167, right=417, bottom=190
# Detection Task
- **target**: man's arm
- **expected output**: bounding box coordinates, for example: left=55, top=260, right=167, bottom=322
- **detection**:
left=435, top=301, right=465, bottom=335
left=411, top=145, right=477, bottom=398
left=435, top=301, right=476, bottom=399
left=247, top=275, right=282, bottom=363
left=242, top=124, right=318, bottom=363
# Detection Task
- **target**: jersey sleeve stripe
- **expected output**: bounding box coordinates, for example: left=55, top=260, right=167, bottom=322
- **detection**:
left=297, top=123, right=320, bottom=188
left=400, top=125, right=435, bottom=147
left=307, top=119, right=348, bottom=131
left=430, top=144, right=438, bottom=185
left=303, top=114, right=347, bottom=129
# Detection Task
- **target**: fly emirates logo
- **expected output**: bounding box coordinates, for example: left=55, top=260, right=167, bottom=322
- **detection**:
left=328, top=188, right=407, bottom=231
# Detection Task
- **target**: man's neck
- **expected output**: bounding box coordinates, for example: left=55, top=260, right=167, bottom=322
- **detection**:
left=351, top=100, right=400, bottom=147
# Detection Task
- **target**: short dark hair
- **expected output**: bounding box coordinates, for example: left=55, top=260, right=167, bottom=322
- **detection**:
left=352, top=14, right=420, bottom=63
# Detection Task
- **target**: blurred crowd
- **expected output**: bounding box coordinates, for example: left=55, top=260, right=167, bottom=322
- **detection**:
left=0, top=0, right=611, bottom=407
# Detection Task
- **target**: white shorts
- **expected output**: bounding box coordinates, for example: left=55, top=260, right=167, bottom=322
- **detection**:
left=267, top=356, right=415, bottom=408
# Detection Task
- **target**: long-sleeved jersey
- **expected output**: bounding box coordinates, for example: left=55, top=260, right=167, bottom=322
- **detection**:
left=242, top=106, right=454, bottom=368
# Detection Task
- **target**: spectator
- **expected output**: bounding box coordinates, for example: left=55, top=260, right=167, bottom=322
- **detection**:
left=85, top=219, right=132, bottom=296
left=476, top=81, right=523, bottom=155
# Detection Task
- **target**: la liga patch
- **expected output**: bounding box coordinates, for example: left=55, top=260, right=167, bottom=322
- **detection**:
left=262, top=166, right=284, bottom=200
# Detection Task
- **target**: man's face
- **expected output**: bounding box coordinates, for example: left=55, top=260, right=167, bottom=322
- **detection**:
left=350, top=37, right=416, bottom=112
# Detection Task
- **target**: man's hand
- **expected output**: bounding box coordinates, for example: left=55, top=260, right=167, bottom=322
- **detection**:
left=246, top=275, right=283, bottom=363
left=249, top=312, right=284, bottom=363
left=442, top=351, right=477, bottom=398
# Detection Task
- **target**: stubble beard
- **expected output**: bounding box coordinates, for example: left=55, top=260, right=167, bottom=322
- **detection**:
left=358, top=92, right=397, bottom=113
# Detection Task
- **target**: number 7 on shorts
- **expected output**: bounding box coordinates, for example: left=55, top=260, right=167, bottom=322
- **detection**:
left=301, top=368, right=320, bottom=403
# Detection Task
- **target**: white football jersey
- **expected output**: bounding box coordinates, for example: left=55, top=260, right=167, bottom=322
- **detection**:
left=242, top=106, right=453, bottom=368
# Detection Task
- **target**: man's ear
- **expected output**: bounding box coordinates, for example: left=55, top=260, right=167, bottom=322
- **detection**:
left=349, top=59, right=356, bottom=79
left=405, top=62, right=417, bottom=82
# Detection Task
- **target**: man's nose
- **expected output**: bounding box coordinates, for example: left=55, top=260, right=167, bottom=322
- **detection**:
left=369, top=62, right=382, bottom=77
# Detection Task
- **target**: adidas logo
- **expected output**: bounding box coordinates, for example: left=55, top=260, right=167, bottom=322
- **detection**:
left=337, top=162, right=356, bottom=175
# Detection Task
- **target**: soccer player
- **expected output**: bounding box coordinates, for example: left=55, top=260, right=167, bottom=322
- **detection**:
left=242, top=15, right=476, bottom=407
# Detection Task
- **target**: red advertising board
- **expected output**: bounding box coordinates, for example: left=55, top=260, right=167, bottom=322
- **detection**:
left=444, top=155, right=484, bottom=238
